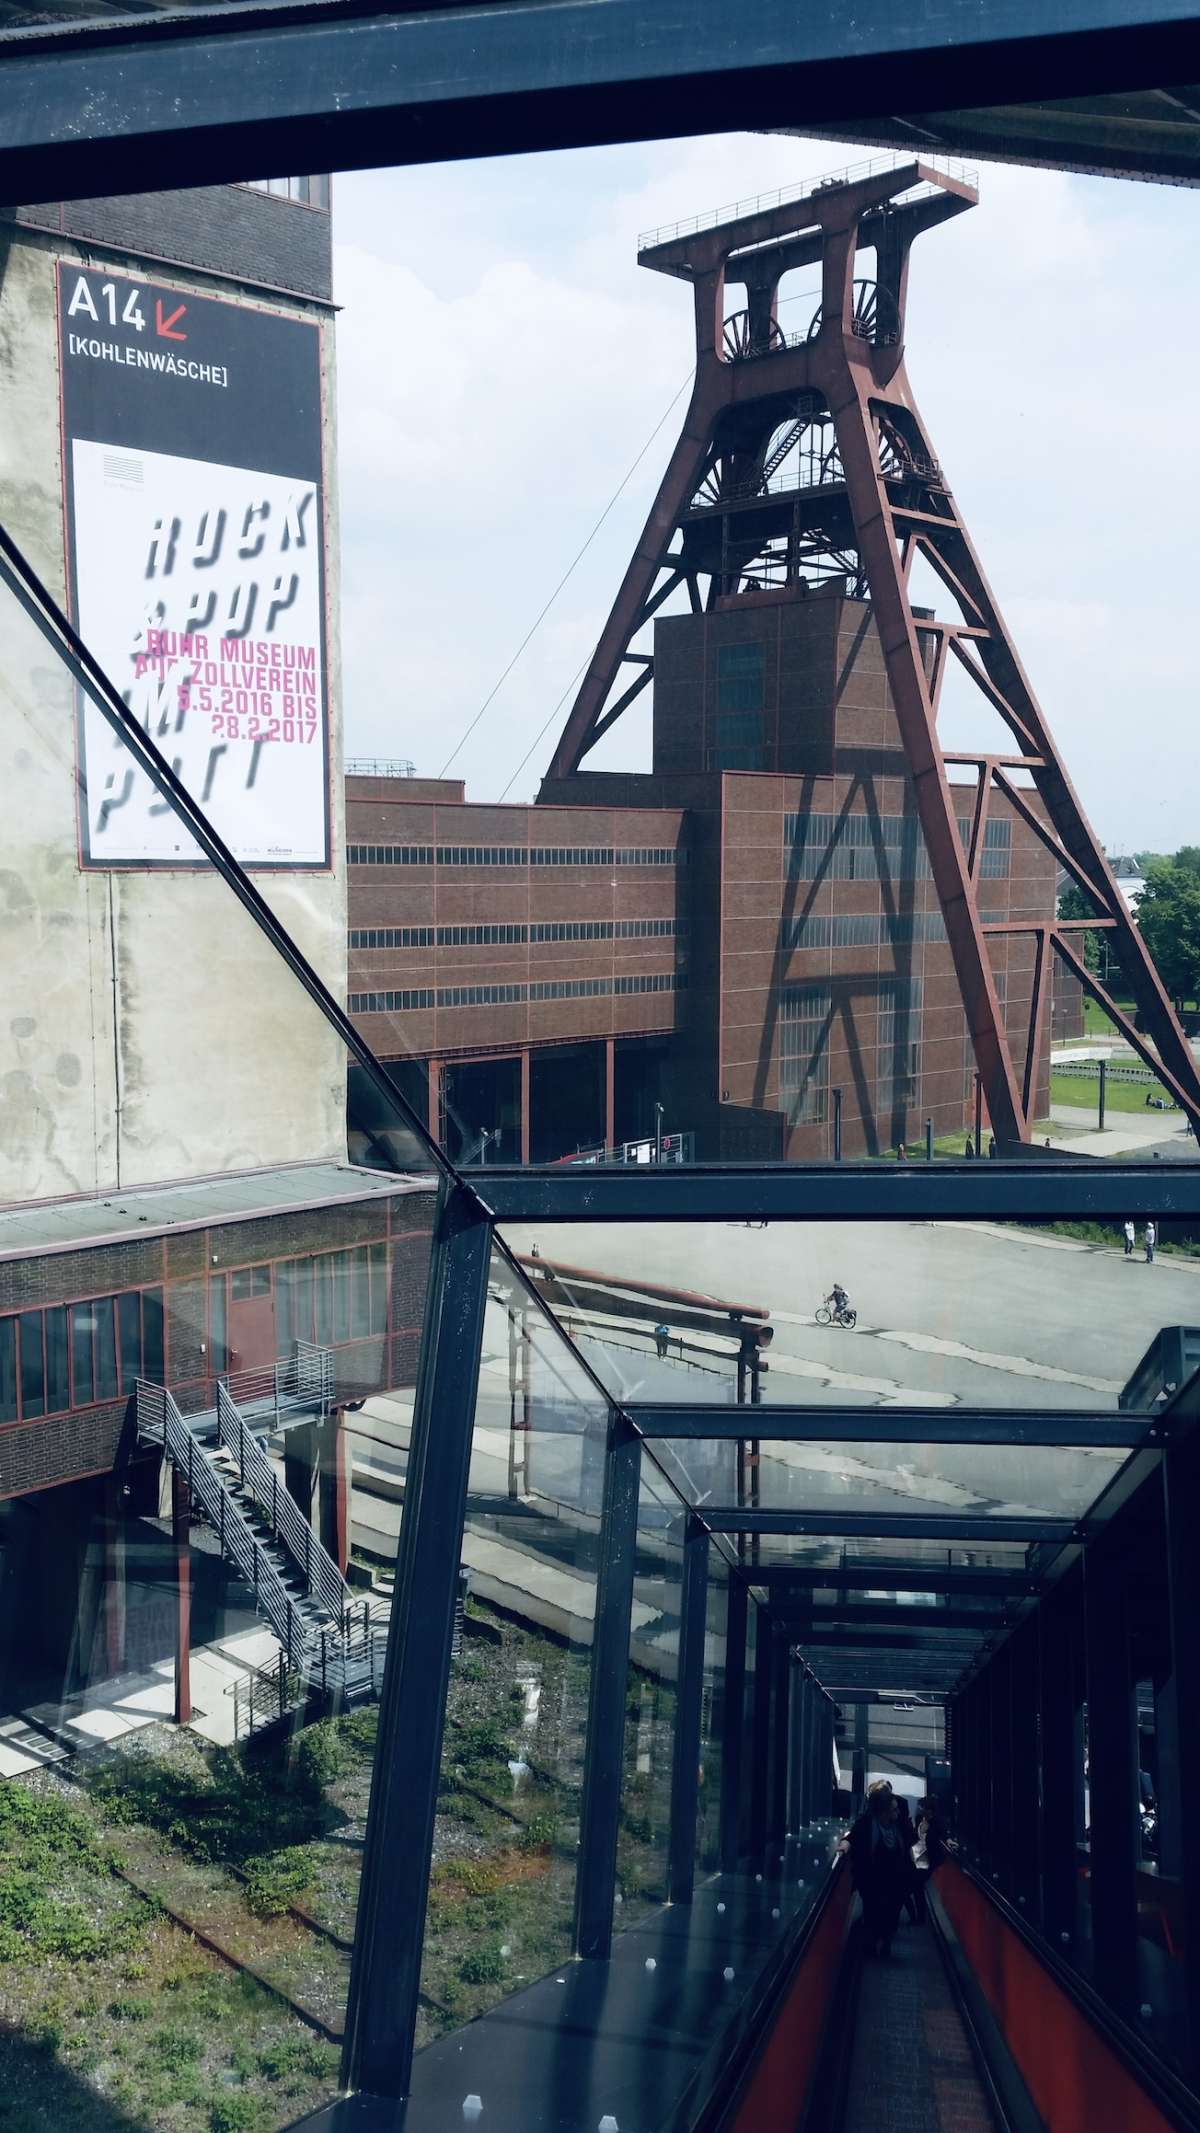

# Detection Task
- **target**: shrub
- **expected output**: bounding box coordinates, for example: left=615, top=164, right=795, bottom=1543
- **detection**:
left=458, top=1945, right=507, bottom=1986
left=155, top=2026, right=203, bottom=2074
left=518, top=1813, right=560, bottom=1853
left=242, top=1848, right=313, bottom=1919
left=210, top=2097, right=263, bottom=2133
left=294, top=1722, right=346, bottom=1791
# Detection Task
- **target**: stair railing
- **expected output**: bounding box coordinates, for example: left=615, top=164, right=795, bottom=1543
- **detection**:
left=136, top=1380, right=310, bottom=1672
left=215, top=1382, right=351, bottom=1629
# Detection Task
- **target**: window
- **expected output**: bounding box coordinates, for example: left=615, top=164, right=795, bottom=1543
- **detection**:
left=0, top=1284, right=166, bottom=1419
left=717, top=641, right=765, bottom=712
left=347, top=843, right=682, bottom=870
left=18, top=1312, right=43, bottom=1420
left=247, top=176, right=330, bottom=209
left=231, top=1267, right=271, bottom=1302
left=0, top=1319, right=14, bottom=1424
left=613, top=972, right=686, bottom=995
left=274, top=1247, right=390, bottom=1355
left=349, top=990, right=436, bottom=1013
left=787, top=911, right=949, bottom=950
left=349, top=927, right=435, bottom=950
left=780, top=985, right=832, bottom=1125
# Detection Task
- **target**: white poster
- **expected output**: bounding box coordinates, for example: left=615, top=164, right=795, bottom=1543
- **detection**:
left=59, top=262, right=330, bottom=870
left=72, top=442, right=327, bottom=866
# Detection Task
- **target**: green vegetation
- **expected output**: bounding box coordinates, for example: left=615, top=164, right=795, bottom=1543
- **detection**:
left=1050, top=1070, right=1176, bottom=1116
left=1137, top=849, right=1200, bottom=1004
left=0, top=1766, right=341, bottom=2132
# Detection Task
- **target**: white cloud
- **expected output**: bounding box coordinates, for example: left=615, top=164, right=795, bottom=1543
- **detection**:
left=333, top=137, right=1200, bottom=845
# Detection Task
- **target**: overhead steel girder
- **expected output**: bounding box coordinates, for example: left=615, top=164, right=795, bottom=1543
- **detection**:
left=629, top=1404, right=1148, bottom=1448
left=4, top=0, right=1200, bottom=206
left=797, top=1627, right=980, bottom=1653
left=748, top=1564, right=1039, bottom=1596
left=704, top=1508, right=1067, bottom=1541
left=482, top=1160, right=1200, bottom=1225
left=778, top=1604, right=1010, bottom=1633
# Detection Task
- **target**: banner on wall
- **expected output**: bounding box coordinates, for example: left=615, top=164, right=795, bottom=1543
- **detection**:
left=58, top=263, right=330, bottom=868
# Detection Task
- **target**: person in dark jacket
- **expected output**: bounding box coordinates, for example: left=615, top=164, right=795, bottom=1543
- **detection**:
left=847, top=1787, right=911, bottom=1956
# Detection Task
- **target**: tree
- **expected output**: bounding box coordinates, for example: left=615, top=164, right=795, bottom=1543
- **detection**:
left=1137, top=857, right=1200, bottom=1006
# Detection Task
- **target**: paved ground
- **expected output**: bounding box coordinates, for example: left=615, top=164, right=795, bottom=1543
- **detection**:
left=502, top=1216, right=1200, bottom=1414
left=842, top=1916, right=999, bottom=2133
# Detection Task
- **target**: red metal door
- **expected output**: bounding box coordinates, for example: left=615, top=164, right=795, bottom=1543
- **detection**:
left=226, top=1267, right=275, bottom=1374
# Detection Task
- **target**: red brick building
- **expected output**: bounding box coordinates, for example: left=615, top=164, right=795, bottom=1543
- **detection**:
left=348, top=578, right=1066, bottom=1162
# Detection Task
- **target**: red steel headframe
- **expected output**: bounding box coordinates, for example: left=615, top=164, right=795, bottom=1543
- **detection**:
left=543, top=161, right=1200, bottom=1144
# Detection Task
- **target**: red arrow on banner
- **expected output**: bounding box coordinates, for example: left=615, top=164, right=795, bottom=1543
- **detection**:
left=155, top=300, right=188, bottom=341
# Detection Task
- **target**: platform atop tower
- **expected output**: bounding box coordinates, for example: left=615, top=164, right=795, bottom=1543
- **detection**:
left=637, top=154, right=978, bottom=277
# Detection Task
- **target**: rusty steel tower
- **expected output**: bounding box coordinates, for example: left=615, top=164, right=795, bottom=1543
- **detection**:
left=544, top=160, right=1200, bottom=1144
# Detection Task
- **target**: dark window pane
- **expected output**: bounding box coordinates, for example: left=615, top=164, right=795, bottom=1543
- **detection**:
left=276, top=1261, right=295, bottom=1359
left=368, top=1243, right=389, bottom=1336
left=95, top=1301, right=118, bottom=1402
left=45, top=1306, right=68, bottom=1414
left=314, top=1258, right=333, bottom=1346
left=142, top=1290, right=164, bottom=1384
left=350, top=1247, right=371, bottom=1340
left=0, top=1319, right=16, bottom=1423
left=117, top=1291, right=141, bottom=1391
left=70, top=1305, right=96, bottom=1406
left=292, top=1261, right=314, bottom=1345
left=210, top=1277, right=227, bottom=1373
left=333, top=1252, right=352, bottom=1344
left=19, top=1312, right=45, bottom=1419
left=252, top=1266, right=271, bottom=1298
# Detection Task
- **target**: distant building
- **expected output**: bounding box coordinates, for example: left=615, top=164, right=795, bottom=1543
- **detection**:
left=348, top=580, right=1065, bottom=1161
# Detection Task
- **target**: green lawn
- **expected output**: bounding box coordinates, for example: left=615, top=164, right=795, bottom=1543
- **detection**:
left=1050, top=1070, right=1176, bottom=1116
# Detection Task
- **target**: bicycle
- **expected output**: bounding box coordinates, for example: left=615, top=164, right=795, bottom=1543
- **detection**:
left=815, top=1301, right=857, bottom=1329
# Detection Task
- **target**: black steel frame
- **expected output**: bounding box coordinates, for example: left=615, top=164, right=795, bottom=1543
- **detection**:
left=2, top=66, right=1200, bottom=2081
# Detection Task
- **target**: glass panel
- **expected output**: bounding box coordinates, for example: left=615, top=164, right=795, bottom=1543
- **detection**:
left=350, top=1244, right=371, bottom=1338
left=18, top=1311, right=45, bottom=1419
left=44, top=1304, right=69, bottom=1414
left=696, top=1544, right=729, bottom=1872
left=614, top=1455, right=684, bottom=1923
left=142, top=1286, right=164, bottom=1382
left=69, top=1303, right=96, bottom=1406
left=416, top=1247, right=604, bottom=2050
left=0, top=472, right=444, bottom=2124
left=117, top=1288, right=142, bottom=1390
left=500, top=1218, right=1189, bottom=1411
left=0, top=1316, right=18, bottom=1422
left=94, top=1298, right=119, bottom=1401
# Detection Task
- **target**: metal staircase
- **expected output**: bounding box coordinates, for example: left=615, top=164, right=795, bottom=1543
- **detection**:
left=137, top=1366, right=382, bottom=1706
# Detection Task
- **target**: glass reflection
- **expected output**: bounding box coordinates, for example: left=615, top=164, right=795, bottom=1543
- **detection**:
left=416, top=1248, right=605, bottom=2044
left=501, top=1217, right=1191, bottom=1410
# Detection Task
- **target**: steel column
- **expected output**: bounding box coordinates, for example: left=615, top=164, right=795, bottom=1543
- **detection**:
left=789, top=1667, right=809, bottom=1831
left=575, top=1415, right=642, bottom=1955
left=989, top=1643, right=1015, bottom=1891
left=1083, top=1536, right=1140, bottom=2016
left=768, top=1625, right=791, bottom=1852
left=719, top=1578, right=748, bottom=1873
left=668, top=1518, right=710, bottom=1905
left=1007, top=1618, right=1040, bottom=1916
left=172, top=1469, right=191, bottom=1728
left=342, top=1190, right=491, bottom=2099
left=1160, top=1430, right=1200, bottom=2055
left=750, top=1604, right=772, bottom=1856
left=1038, top=1579, right=1082, bottom=1945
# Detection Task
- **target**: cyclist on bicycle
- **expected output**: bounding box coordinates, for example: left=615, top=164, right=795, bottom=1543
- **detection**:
left=824, top=1283, right=851, bottom=1319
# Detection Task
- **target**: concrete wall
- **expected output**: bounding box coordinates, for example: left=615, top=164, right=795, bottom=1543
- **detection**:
left=0, top=215, right=347, bottom=1201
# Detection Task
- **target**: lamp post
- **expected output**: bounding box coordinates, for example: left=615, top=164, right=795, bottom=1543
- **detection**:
left=654, top=1101, right=664, bottom=1164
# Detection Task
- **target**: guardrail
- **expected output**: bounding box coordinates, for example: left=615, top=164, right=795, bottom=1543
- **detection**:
left=215, top=1383, right=351, bottom=1630
left=638, top=155, right=978, bottom=251
left=137, top=1381, right=310, bottom=1670
left=227, top=1652, right=304, bottom=1740
left=222, top=1342, right=334, bottom=1429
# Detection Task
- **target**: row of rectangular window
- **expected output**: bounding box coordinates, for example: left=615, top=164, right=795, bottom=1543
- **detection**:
left=787, top=912, right=951, bottom=949
left=347, top=845, right=683, bottom=868
left=349, top=919, right=683, bottom=949
left=784, top=811, right=1011, bottom=883
left=0, top=1286, right=164, bottom=1425
left=350, top=973, right=688, bottom=1013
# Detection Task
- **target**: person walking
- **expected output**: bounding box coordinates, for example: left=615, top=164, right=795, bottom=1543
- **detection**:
left=1145, top=1220, right=1157, bottom=1264
left=1123, top=1220, right=1136, bottom=1257
left=896, top=1143, right=908, bottom=1163
left=654, top=1322, right=670, bottom=1359
left=847, top=1787, right=911, bottom=1957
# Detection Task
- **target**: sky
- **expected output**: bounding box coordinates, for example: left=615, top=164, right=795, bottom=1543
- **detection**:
left=331, top=132, right=1197, bottom=851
